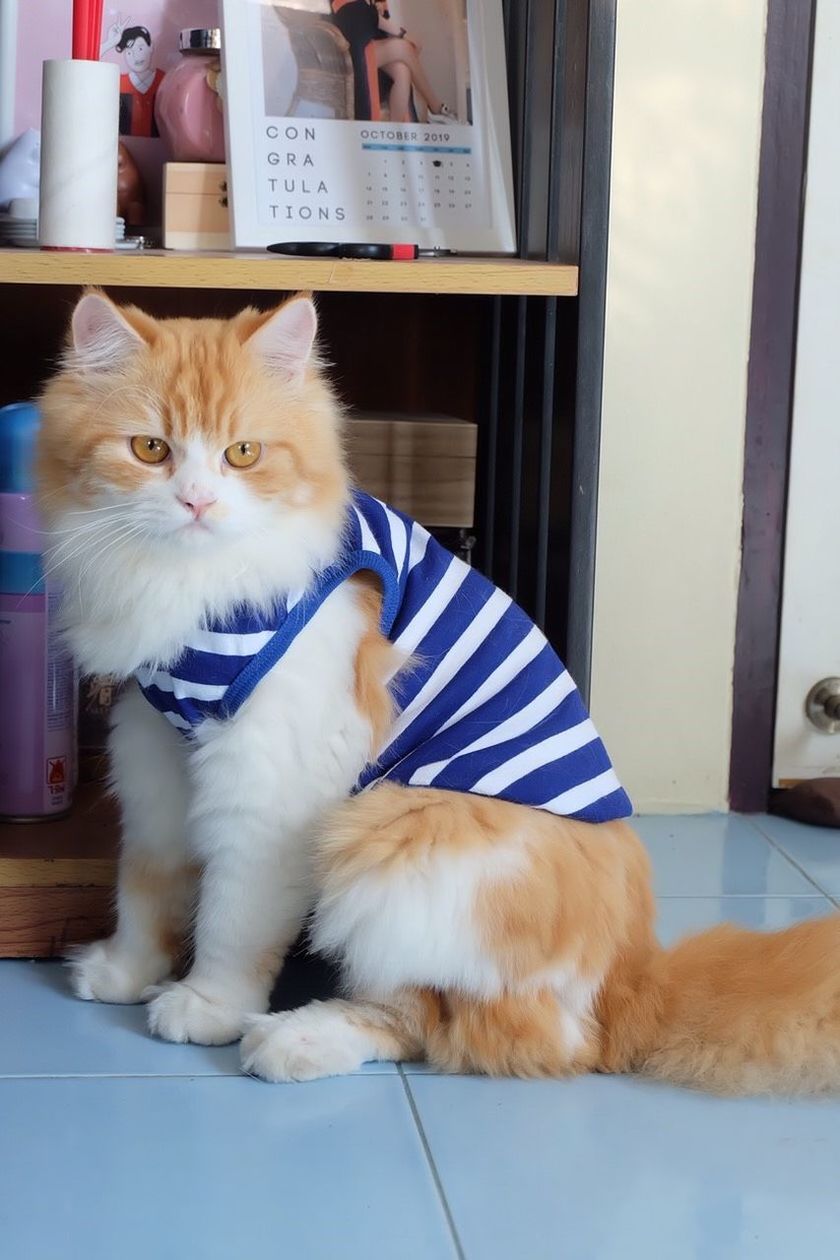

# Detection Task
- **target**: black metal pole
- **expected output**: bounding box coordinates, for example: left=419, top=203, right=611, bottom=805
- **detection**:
left=535, top=298, right=558, bottom=627
left=509, top=295, right=528, bottom=600
left=566, top=0, right=617, bottom=699
left=482, top=296, right=503, bottom=582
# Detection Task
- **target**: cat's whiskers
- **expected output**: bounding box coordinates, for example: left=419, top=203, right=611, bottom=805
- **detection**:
left=41, top=521, right=121, bottom=570
left=82, top=522, right=147, bottom=574
left=14, top=518, right=128, bottom=607
left=76, top=523, right=149, bottom=603
left=73, top=523, right=150, bottom=620
left=38, top=480, right=130, bottom=511
left=63, top=501, right=136, bottom=517
left=37, top=518, right=140, bottom=590
left=41, top=511, right=136, bottom=537
left=43, top=517, right=134, bottom=565
left=37, top=484, right=89, bottom=509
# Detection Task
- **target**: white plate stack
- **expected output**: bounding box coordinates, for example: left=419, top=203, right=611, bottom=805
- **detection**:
left=0, top=198, right=126, bottom=248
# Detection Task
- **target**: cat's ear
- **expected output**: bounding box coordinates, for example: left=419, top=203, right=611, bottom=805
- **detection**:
left=246, top=297, right=317, bottom=382
left=70, top=291, right=145, bottom=371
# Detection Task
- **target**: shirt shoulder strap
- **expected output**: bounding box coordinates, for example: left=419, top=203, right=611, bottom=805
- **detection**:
left=220, top=493, right=407, bottom=718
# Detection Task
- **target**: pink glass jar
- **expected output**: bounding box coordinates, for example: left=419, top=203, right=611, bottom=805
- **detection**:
left=155, top=28, right=225, bottom=163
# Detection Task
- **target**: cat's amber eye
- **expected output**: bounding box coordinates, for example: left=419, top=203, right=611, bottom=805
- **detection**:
left=130, top=436, right=170, bottom=465
left=224, top=441, right=262, bottom=469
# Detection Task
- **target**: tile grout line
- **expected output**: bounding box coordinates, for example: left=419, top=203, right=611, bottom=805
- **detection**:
left=654, top=893, right=835, bottom=900
left=398, top=1065, right=467, bottom=1260
left=0, top=1072, right=242, bottom=1081
left=0, top=1069, right=399, bottom=1081
left=745, top=817, right=840, bottom=907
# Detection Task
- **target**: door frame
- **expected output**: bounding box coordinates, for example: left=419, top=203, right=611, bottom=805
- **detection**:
left=728, top=0, right=816, bottom=811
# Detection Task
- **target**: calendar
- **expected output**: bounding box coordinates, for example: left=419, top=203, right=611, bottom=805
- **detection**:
left=360, top=146, right=476, bottom=229
left=221, top=0, right=515, bottom=254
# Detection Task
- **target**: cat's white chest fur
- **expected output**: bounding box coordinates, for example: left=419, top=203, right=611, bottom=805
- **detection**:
left=187, top=579, right=376, bottom=855
left=57, top=509, right=339, bottom=680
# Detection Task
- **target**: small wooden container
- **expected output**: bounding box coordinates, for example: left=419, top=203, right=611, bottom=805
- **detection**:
left=346, top=413, right=477, bottom=528
left=163, top=162, right=230, bottom=250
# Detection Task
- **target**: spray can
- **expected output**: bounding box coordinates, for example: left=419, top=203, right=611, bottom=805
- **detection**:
left=0, top=402, right=76, bottom=821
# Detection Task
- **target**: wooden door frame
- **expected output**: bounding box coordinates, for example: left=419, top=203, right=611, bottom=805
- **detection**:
left=729, top=0, right=816, bottom=811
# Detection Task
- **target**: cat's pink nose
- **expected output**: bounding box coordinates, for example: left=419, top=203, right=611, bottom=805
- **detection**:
left=178, top=493, right=216, bottom=521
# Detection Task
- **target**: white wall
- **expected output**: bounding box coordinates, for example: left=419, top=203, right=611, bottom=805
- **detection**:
left=590, top=0, right=767, bottom=812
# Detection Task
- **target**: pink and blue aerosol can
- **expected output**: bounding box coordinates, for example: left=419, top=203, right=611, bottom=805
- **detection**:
left=0, top=403, right=76, bottom=820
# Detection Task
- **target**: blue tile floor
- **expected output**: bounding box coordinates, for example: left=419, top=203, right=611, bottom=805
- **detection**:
left=2, top=812, right=839, bottom=1260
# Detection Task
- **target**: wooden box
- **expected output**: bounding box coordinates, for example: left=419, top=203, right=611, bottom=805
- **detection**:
left=346, top=413, right=477, bottom=528
left=163, top=162, right=231, bottom=251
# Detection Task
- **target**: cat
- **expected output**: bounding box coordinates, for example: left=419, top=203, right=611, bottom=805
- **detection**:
left=37, top=291, right=840, bottom=1093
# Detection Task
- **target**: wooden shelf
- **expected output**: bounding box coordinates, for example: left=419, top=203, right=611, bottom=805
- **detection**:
left=0, top=248, right=578, bottom=297
left=0, top=785, right=117, bottom=958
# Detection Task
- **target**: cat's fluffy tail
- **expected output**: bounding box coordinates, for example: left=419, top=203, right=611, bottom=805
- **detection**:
left=599, top=913, right=840, bottom=1094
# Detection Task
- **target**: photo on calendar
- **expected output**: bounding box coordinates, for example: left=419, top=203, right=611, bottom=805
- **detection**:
left=221, top=0, right=515, bottom=254
left=260, top=1, right=473, bottom=127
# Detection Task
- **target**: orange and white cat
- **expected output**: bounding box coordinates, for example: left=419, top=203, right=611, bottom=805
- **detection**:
left=37, top=292, right=840, bottom=1094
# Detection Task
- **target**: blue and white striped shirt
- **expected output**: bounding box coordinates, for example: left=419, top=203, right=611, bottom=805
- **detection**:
left=137, top=492, right=632, bottom=823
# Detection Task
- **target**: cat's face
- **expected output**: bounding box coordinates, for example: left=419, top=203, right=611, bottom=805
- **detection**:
left=37, top=293, right=347, bottom=556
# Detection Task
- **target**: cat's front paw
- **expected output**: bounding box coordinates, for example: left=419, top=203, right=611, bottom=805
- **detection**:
left=145, top=980, right=250, bottom=1045
left=240, top=1004, right=372, bottom=1082
left=67, top=939, right=170, bottom=1004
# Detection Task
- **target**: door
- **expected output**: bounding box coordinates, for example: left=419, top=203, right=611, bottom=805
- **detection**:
left=773, top=0, right=840, bottom=784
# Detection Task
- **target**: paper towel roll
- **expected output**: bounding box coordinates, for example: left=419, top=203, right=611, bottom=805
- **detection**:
left=0, top=0, right=19, bottom=151
left=39, top=60, right=119, bottom=251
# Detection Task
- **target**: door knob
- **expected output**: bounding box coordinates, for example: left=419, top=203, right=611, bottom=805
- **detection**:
left=805, top=677, right=840, bottom=732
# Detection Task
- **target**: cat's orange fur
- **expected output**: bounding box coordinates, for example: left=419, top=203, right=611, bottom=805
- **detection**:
left=39, top=293, right=840, bottom=1093
left=317, top=775, right=840, bottom=1092
left=120, top=855, right=198, bottom=963
left=38, top=291, right=346, bottom=524
left=350, top=574, right=399, bottom=754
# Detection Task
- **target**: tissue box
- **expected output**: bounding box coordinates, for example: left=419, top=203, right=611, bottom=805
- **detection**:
left=346, top=414, right=477, bottom=528
left=163, top=162, right=230, bottom=250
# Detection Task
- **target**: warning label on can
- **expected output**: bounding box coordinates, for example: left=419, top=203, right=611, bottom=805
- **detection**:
left=46, top=756, right=67, bottom=787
